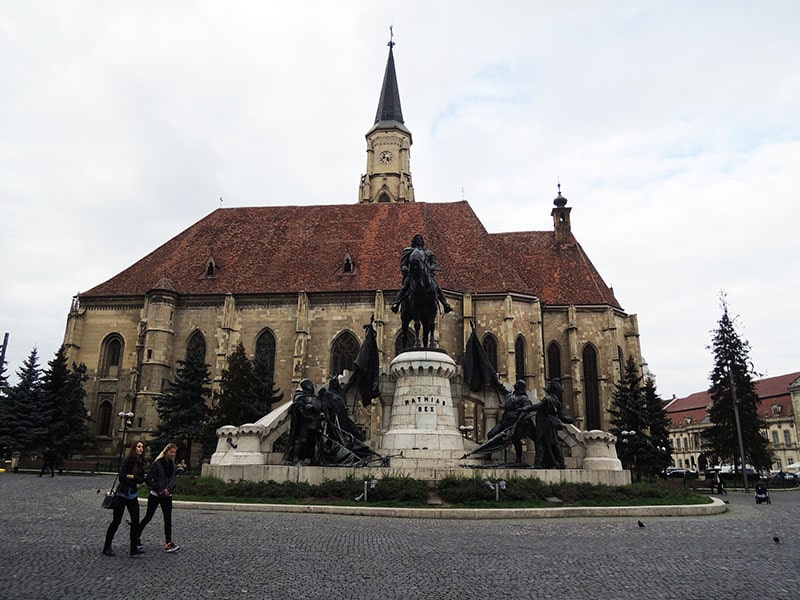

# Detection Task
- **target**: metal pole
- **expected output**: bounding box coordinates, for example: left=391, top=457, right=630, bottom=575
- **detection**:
left=729, top=367, right=749, bottom=493
left=0, top=333, right=9, bottom=370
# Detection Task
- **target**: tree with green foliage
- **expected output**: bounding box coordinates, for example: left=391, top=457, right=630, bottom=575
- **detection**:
left=701, top=294, right=771, bottom=472
left=642, top=376, right=673, bottom=477
left=608, top=355, right=648, bottom=481
left=154, top=345, right=212, bottom=467
left=204, top=342, right=283, bottom=457
left=252, top=349, right=283, bottom=417
left=40, top=346, right=92, bottom=460
left=608, top=355, right=673, bottom=481
left=2, top=349, right=48, bottom=456
left=215, top=342, right=260, bottom=427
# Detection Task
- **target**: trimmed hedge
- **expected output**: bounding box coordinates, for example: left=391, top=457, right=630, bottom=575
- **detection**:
left=176, top=473, right=707, bottom=507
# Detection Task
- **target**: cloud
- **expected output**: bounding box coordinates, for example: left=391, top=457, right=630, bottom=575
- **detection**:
left=1, top=1, right=799, bottom=399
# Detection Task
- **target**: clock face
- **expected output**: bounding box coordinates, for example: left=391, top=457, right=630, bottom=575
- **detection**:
left=379, top=150, right=393, bottom=164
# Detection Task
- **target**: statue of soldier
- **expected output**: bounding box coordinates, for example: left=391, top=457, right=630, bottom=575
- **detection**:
left=487, top=380, right=535, bottom=464
left=320, top=375, right=363, bottom=442
left=530, top=379, right=573, bottom=469
left=284, top=379, right=322, bottom=466
left=390, top=234, right=452, bottom=314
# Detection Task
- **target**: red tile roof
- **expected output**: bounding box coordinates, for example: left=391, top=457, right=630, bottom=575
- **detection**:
left=81, top=201, right=621, bottom=308
left=665, top=371, right=800, bottom=428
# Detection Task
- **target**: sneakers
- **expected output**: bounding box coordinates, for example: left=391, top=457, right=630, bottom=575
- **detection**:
left=164, top=542, right=180, bottom=553
left=102, top=548, right=115, bottom=557
left=130, top=547, right=145, bottom=557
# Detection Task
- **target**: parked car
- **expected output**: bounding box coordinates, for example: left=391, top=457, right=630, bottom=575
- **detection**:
left=664, top=468, right=699, bottom=479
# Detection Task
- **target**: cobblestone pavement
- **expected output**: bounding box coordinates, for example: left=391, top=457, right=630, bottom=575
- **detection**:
left=1, top=473, right=798, bottom=600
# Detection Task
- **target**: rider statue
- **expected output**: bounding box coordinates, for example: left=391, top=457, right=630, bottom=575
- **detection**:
left=391, top=234, right=452, bottom=314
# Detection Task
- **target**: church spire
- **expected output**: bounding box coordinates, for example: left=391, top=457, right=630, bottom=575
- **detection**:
left=358, top=31, right=414, bottom=204
left=372, top=30, right=406, bottom=130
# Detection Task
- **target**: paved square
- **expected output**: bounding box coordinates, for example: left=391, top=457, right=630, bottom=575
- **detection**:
left=0, top=473, right=797, bottom=599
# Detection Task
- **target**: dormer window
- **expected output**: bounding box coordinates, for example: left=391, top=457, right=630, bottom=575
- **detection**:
left=684, top=416, right=692, bottom=425
left=771, top=403, right=782, bottom=416
left=204, top=256, right=217, bottom=277
left=337, top=253, right=356, bottom=276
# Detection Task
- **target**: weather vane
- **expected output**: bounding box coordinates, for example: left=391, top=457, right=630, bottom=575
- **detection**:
left=388, top=25, right=394, bottom=48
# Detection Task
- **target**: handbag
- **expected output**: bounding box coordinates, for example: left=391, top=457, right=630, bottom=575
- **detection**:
left=101, top=491, right=117, bottom=509
left=101, top=473, right=120, bottom=509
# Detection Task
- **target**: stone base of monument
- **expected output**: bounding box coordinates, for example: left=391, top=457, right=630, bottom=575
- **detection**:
left=203, top=350, right=631, bottom=486
left=200, top=463, right=631, bottom=487
left=378, top=350, right=469, bottom=462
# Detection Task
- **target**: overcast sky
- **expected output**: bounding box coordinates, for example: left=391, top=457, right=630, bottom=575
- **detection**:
left=1, top=1, right=798, bottom=399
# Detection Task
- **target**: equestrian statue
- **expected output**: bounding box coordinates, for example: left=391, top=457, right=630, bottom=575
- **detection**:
left=391, top=234, right=451, bottom=349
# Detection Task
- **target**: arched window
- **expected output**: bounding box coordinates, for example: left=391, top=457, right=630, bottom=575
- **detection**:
left=547, top=342, right=562, bottom=381
left=617, top=346, right=625, bottom=381
left=482, top=335, right=498, bottom=372
left=187, top=331, right=207, bottom=362
left=254, top=329, right=277, bottom=383
left=331, top=331, right=360, bottom=377
left=583, top=344, right=601, bottom=430
left=102, top=335, right=123, bottom=378
left=97, top=399, right=113, bottom=436
left=514, top=335, right=526, bottom=381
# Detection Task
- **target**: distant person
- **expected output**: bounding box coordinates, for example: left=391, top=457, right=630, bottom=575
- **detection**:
left=103, top=440, right=146, bottom=557
left=39, top=447, right=57, bottom=477
left=717, top=474, right=727, bottom=495
left=138, top=443, right=185, bottom=553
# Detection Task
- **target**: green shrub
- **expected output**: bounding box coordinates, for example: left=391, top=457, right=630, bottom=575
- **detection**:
left=175, top=473, right=707, bottom=507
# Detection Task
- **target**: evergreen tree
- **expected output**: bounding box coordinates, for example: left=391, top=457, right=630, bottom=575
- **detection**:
left=41, top=346, right=92, bottom=459
left=608, top=355, right=648, bottom=481
left=642, top=376, right=673, bottom=478
left=252, top=350, right=283, bottom=417
left=3, top=349, right=47, bottom=455
left=215, top=342, right=258, bottom=427
left=701, top=294, right=771, bottom=472
left=154, top=345, right=212, bottom=467
left=204, top=342, right=283, bottom=458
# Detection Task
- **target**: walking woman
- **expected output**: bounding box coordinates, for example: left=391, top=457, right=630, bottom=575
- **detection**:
left=103, top=440, right=146, bottom=557
left=138, top=442, right=184, bottom=553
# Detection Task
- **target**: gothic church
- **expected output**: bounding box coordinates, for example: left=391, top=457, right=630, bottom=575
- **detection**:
left=63, top=42, right=644, bottom=458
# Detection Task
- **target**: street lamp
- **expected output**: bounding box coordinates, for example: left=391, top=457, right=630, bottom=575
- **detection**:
left=484, top=479, right=507, bottom=501
left=620, top=431, right=638, bottom=480
left=117, top=411, right=134, bottom=469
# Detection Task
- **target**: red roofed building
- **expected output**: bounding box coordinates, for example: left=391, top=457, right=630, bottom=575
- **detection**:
left=63, top=43, right=647, bottom=459
left=665, top=372, right=800, bottom=472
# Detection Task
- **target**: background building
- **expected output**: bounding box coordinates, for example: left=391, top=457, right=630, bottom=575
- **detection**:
left=665, top=371, right=800, bottom=472
left=62, top=44, right=646, bottom=459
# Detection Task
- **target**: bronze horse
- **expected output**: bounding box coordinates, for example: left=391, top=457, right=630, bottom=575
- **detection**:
left=399, top=247, right=438, bottom=349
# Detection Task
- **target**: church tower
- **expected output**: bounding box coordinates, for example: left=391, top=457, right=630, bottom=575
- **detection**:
left=358, top=35, right=415, bottom=204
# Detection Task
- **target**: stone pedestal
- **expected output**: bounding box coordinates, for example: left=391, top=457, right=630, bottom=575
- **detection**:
left=210, top=424, right=266, bottom=466
left=380, top=350, right=466, bottom=459
left=580, top=430, right=623, bottom=471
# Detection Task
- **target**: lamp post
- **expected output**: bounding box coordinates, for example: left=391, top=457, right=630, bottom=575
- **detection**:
left=117, top=411, right=134, bottom=469
left=484, top=479, right=506, bottom=501
left=620, top=430, right=638, bottom=481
